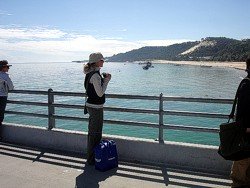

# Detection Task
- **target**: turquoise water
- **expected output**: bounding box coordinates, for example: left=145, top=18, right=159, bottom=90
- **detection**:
left=5, top=62, right=246, bottom=146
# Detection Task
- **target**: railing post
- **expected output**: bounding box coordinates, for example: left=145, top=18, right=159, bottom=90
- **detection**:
left=158, top=93, right=164, bottom=143
left=48, top=88, right=55, bottom=130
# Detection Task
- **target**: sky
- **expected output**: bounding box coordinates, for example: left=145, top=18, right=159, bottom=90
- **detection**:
left=0, top=0, right=250, bottom=63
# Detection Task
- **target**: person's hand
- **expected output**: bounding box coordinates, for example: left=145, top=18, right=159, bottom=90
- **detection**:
left=105, top=73, right=111, bottom=80
left=103, top=73, right=111, bottom=82
left=246, top=128, right=250, bottom=133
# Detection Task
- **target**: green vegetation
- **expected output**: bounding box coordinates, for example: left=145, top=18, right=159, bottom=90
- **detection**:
left=107, top=37, right=250, bottom=62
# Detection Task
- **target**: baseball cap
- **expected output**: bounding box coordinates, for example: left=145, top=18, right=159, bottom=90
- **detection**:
left=0, top=60, right=12, bottom=67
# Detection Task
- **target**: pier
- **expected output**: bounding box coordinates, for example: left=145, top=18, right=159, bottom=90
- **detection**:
left=0, top=89, right=233, bottom=187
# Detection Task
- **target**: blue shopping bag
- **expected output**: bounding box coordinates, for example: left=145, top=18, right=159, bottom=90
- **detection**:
left=94, top=140, right=118, bottom=171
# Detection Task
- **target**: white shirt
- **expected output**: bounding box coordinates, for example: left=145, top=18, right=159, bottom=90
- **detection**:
left=0, top=71, right=14, bottom=96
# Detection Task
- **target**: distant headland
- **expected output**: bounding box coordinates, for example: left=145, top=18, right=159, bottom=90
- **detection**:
left=106, top=37, right=250, bottom=63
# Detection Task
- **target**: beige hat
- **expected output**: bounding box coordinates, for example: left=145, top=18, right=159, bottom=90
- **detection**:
left=88, top=52, right=104, bottom=64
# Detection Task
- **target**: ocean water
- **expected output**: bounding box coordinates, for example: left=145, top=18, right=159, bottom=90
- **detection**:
left=5, top=62, right=246, bottom=146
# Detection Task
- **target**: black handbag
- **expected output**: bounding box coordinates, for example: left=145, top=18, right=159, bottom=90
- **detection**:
left=218, top=78, right=250, bottom=161
left=218, top=120, right=249, bottom=161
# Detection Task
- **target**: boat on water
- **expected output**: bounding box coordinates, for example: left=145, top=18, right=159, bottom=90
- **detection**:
left=200, top=65, right=212, bottom=68
left=72, top=60, right=85, bottom=63
left=142, top=61, right=154, bottom=70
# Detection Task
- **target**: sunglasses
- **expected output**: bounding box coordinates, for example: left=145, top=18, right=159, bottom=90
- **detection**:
left=1, top=65, right=10, bottom=69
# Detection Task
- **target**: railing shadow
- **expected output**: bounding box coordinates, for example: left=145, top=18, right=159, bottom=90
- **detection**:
left=0, top=142, right=231, bottom=188
left=75, top=165, right=117, bottom=188
left=118, top=161, right=231, bottom=187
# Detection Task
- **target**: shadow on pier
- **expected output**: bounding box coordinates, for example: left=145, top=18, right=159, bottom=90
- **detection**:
left=0, top=141, right=231, bottom=188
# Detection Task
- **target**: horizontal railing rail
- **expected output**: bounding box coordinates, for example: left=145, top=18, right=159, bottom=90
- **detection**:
left=6, top=89, right=233, bottom=143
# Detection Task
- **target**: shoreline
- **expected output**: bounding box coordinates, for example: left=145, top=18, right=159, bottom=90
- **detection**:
left=151, top=60, right=246, bottom=70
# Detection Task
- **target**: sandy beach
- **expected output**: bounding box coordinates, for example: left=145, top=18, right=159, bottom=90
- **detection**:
left=152, top=60, right=246, bottom=70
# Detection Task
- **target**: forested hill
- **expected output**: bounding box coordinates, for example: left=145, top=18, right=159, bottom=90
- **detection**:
left=107, top=37, right=250, bottom=62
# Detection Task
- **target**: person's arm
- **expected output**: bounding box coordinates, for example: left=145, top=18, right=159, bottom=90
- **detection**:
left=91, top=73, right=110, bottom=97
left=6, top=74, right=14, bottom=90
left=247, top=128, right=250, bottom=133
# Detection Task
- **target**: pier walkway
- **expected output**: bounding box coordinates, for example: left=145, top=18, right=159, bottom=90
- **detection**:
left=0, top=142, right=231, bottom=188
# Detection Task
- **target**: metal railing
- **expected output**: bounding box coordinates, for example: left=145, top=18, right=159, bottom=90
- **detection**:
left=6, top=89, right=233, bottom=143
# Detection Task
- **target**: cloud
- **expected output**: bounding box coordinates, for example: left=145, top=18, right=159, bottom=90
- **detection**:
left=0, top=27, right=190, bottom=62
left=0, top=10, right=12, bottom=16
left=0, top=27, right=66, bottom=39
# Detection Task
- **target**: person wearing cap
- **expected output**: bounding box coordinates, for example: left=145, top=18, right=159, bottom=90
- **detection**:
left=83, top=52, right=111, bottom=165
left=230, top=57, right=250, bottom=187
left=0, top=60, right=14, bottom=130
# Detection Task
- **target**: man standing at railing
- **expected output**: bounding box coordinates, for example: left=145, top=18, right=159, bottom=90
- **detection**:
left=230, top=58, right=250, bottom=188
left=83, top=52, right=111, bottom=165
left=0, top=60, right=14, bottom=139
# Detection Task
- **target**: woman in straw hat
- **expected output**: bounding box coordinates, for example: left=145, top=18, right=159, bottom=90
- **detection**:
left=83, top=52, right=111, bottom=165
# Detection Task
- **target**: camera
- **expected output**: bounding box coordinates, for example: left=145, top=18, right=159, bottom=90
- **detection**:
left=102, top=73, right=107, bottom=78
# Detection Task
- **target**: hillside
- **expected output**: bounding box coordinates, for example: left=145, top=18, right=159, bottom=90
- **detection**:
left=107, top=37, right=250, bottom=62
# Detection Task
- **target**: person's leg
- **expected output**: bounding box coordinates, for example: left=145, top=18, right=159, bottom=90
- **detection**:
left=0, top=96, right=8, bottom=123
left=86, top=107, right=103, bottom=164
left=230, top=158, right=250, bottom=187
left=0, top=96, right=8, bottom=139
